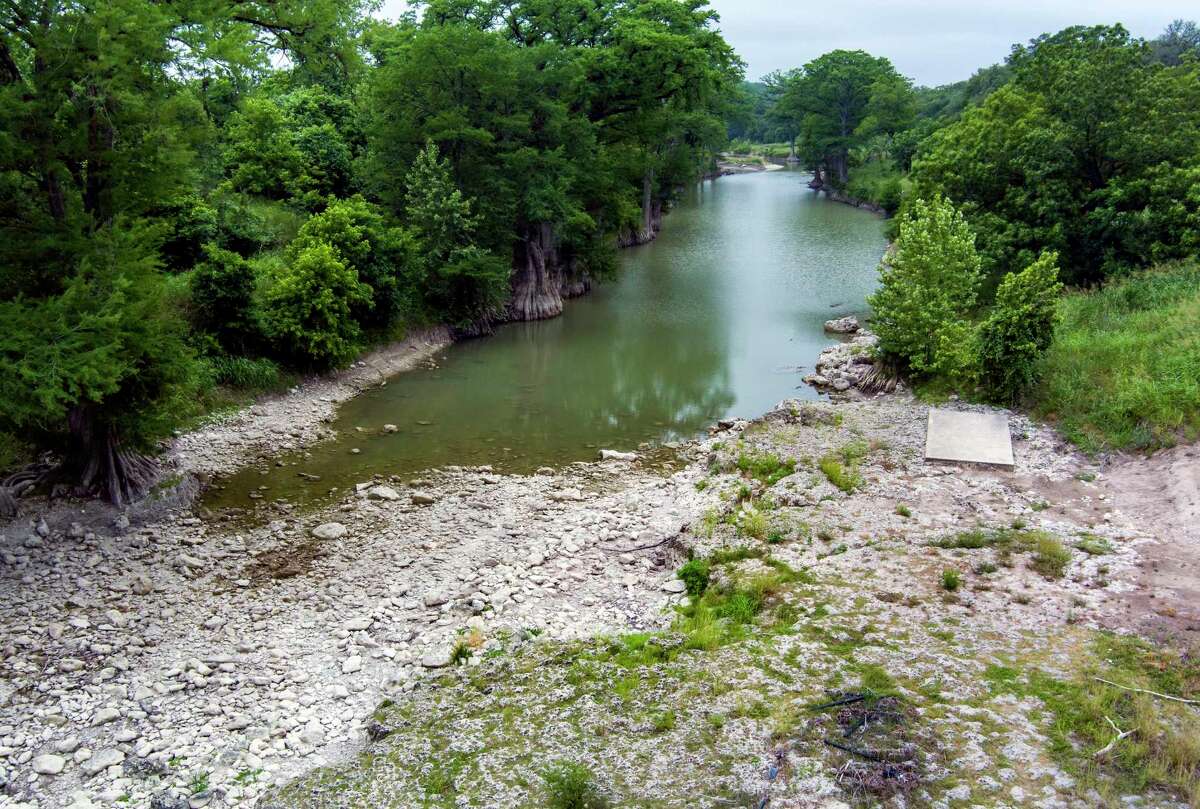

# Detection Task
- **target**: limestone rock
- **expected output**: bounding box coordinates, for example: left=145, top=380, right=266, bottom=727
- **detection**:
left=311, top=522, right=348, bottom=541
left=823, top=315, right=860, bottom=334
left=32, top=754, right=65, bottom=775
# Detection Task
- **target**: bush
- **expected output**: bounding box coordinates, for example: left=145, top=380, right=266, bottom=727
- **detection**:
left=191, top=244, right=258, bottom=353
left=261, top=242, right=371, bottom=369
left=290, top=196, right=418, bottom=328
left=677, top=558, right=711, bottom=598
left=941, top=568, right=961, bottom=591
left=868, top=196, right=983, bottom=380
left=979, top=252, right=1063, bottom=404
left=541, top=762, right=611, bottom=809
left=159, top=194, right=217, bottom=271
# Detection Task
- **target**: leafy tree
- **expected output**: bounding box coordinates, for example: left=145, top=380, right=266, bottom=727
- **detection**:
left=868, top=197, right=982, bottom=377
left=403, top=142, right=510, bottom=327
left=978, top=252, right=1063, bottom=404
left=777, top=51, right=905, bottom=185
left=262, top=242, right=372, bottom=368
left=190, top=244, right=258, bottom=353
left=1152, top=19, right=1200, bottom=66
left=913, top=25, right=1200, bottom=285
left=0, top=0, right=367, bottom=501
left=0, top=226, right=199, bottom=506
left=290, top=196, right=418, bottom=327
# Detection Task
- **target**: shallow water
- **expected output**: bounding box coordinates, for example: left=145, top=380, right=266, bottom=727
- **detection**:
left=204, top=170, right=887, bottom=511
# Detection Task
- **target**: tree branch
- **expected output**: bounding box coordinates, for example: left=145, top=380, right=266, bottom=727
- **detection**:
left=1094, top=678, right=1200, bottom=706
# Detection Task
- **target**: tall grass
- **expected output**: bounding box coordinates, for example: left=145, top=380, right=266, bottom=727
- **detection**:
left=1034, top=262, right=1200, bottom=453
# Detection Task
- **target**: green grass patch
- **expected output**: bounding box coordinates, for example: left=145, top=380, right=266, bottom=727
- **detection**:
left=541, top=761, right=611, bottom=809
left=1034, top=261, right=1200, bottom=453
left=734, top=450, right=796, bottom=485
left=986, top=636, right=1200, bottom=805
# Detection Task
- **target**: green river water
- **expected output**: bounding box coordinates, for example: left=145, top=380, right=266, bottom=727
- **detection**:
left=204, top=169, right=887, bottom=512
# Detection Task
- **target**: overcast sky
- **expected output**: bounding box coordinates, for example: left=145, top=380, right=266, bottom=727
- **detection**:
left=376, top=1, right=1195, bottom=86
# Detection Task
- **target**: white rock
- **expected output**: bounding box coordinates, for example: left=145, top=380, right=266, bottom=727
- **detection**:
left=599, top=449, right=638, bottom=462
left=32, top=754, right=65, bottom=775
left=342, top=656, right=363, bottom=674
left=661, top=579, right=688, bottom=594
left=311, top=523, right=348, bottom=541
left=368, top=486, right=401, bottom=501
left=410, top=491, right=437, bottom=505
left=421, top=651, right=452, bottom=669
left=80, top=748, right=123, bottom=776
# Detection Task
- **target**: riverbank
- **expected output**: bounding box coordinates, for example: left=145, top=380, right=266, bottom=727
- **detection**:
left=171, top=327, right=453, bottom=481
left=3, top=381, right=1197, bottom=808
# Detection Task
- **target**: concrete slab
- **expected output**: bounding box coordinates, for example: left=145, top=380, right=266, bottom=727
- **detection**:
left=925, top=409, right=1014, bottom=468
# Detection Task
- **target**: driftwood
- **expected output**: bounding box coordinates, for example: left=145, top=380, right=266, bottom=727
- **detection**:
left=1094, top=677, right=1200, bottom=706
left=1094, top=715, right=1136, bottom=758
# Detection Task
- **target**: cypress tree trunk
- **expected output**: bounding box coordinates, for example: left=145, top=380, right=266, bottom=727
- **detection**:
left=639, top=168, right=655, bottom=243
left=66, top=405, right=157, bottom=507
left=508, top=222, right=564, bottom=321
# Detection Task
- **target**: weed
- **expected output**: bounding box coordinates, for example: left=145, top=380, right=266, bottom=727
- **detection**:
left=1075, top=535, right=1114, bottom=556
left=735, top=451, right=796, bottom=485
left=974, top=561, right=998, bottom=575
left=1031, top=500, right=1051, bottom=512
left=1030, top=535, right=1071, bottom=579
left=941, top=569, right=961, bottom=591
left=694, top=479, right=709, bottom=491
left=652, top=709, right=676, bottom=733
left=819, top=455, right=864, bottom=493
left=736, top=505, right=769, bottom=539
left=450, top=639, right=473, bottom=665
left=188, top=772, right=211, bottom=795
left=895, top=504, right=912, bottom=518
left=677, top=558, right=711, bottom=598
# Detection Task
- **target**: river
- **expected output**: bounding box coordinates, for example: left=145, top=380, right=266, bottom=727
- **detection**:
left=204, top=169, right=887, bottom=512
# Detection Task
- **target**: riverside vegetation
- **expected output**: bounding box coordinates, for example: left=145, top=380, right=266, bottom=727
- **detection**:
left=3, top=5, right=1200, bottom=809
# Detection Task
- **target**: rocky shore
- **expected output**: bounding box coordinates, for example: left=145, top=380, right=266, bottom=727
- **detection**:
left=3, top=365, right=1197, bottom=806
left=2, top=311, right=1198, bottom=808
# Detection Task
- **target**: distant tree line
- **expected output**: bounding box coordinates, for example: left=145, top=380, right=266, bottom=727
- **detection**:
left=0, top=0, right=741, bottom=507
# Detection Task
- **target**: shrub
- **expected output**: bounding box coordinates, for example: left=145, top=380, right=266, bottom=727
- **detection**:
left=677, top=559, right=711, bottom=598
left=736, top=505, right=768, bottom=539
left=261, top=242, right=371, bottom=369
left=191, top=244, right=258, bottom=353
left=978, top=252, right=1063, bottom=404
left=734, top=451, right=795, bottom=485
left=941, top=568, right=961, bottom=591
left=868, top=196, right=983, bottom=379
left=541, top=762, right=611, bottom=809
left=290, top=197, right=419, bottom=328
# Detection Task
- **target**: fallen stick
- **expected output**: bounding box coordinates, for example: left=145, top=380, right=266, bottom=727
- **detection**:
left=1094, top=677, right=1200, bottom=706
left=1094, top=715, right=1135, bottom=758
left=810, top=694, right=866, bottom=711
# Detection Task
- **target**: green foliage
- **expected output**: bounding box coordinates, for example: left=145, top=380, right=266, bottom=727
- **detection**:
left=290, top=196, right=417, bottom=327
left=868, top=197, right=982, bottom=379
left=1030, top=534, right=1072, bottom=579
left=261, top=242, right=372, bottom=369
left=541, top=762, right=611, bottom=809
left=190, top=245, right=258, bottom=353
left=986, top=635, right=1200, bottom=805
left=1033, top=262, right=1200, bottom=452
left=204, top=356, right=283, bottom=391
left=734, top=451, right=795, bottom=485
left=978, top=252, right=1064, bottom=404
left=677, top=559, right=711, bottom=599
left=913, top=25, right=1200, bottom=285
left=940, top=569, right=961, bottom=591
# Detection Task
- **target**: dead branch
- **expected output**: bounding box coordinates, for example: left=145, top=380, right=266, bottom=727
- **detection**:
left=1094, top=715, right=1136, bottom=758
left=1094, top=677, right=1200, bottom=706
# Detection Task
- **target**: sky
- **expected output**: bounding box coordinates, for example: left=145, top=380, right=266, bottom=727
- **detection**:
left=375, top=1, right=1196, bottom=86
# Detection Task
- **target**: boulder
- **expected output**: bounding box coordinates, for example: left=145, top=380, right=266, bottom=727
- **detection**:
left=311, top=523, right=347, bottom=541
left=823, top=315, right=860, bottom=334
left=367, top=485, right=401, bottom=501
